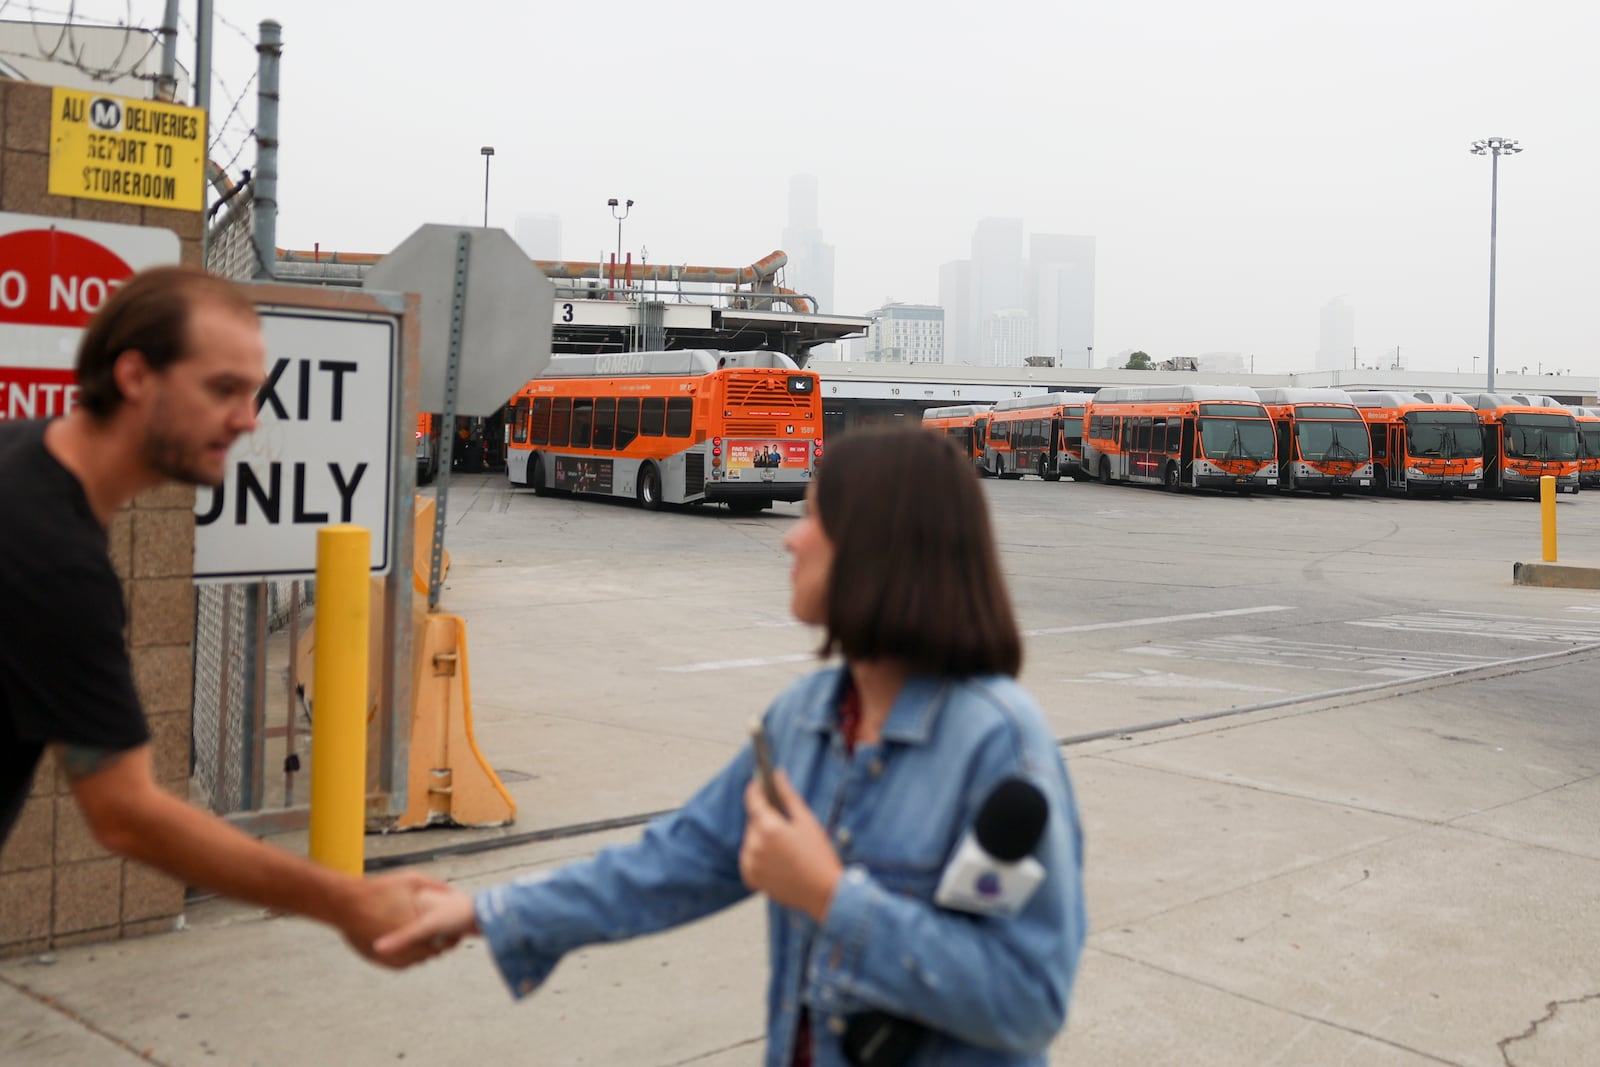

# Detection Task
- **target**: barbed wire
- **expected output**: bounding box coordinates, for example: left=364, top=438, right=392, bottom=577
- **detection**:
left=206, top=68, right=255, bottom=150
left=6, top=1, right=172, bottom=85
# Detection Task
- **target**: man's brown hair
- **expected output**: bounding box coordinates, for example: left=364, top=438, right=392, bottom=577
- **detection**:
left=74, top=266, right=258, bottom=419
left=815, top=426, right=1023, bottom=677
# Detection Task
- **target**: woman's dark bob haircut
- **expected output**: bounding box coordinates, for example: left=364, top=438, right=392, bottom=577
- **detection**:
left=814, top=426, right=1022, bottom=678
left=75, top=266, right=259, bottom=420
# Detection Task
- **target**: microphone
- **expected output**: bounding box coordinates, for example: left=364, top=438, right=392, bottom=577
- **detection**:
left=840, top=778, right=1049, bottom=1064
left=933, top=776, right=1048, bottom=917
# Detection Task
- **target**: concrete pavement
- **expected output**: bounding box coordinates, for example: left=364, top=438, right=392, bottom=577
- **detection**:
left=4, top=476, right=1599, bottom=1065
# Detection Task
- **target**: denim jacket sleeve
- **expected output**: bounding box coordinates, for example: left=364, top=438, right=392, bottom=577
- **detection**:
left=473, top=744, right=758, bottom=999
left=804, top=685, right=1086, bottom=1055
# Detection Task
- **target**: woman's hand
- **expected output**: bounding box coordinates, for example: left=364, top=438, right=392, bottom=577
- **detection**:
left=740, top=770, right=843, bottom=923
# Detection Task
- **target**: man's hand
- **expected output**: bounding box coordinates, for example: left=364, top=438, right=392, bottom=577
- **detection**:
left=740, top=769, right=842, bottom=923
left=373, top=885, right=480, bottom=965
left=338, top=871, right=455, bottom=968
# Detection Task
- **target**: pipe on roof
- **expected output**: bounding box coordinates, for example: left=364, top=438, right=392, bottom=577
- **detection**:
left=272, top=246, right=814, bottom=312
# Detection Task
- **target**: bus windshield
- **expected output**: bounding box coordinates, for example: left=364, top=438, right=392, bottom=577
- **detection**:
left=1296, top=420, right=1371, bottom=462
left=1581, top=426, right=1600, bottom=457
left=1406, top=412, right=1484, bottom=459
left=1199, top=417, right=1275, bottom=460
left=1505, top=413, right=1579, bottom=461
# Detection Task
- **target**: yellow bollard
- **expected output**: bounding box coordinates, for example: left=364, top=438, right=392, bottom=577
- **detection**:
left=309, top=525, right=370, bottom=875
left=1541, top=476, right=1557, bottom=562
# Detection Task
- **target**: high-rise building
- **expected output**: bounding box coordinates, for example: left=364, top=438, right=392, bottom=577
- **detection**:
left=1316, top=297, right=1355, bottom=371
left=985, top=309, right=1034, bottom=366
left=514, top=214, right=562, bottom=261
left=939, top=260, right=974, bottom=363
left=864, top=303, right=945, bottom=364
left=1029, top=234, right=1095, bottom=368
left=782, top=175, right=835, bottom=315
left=972, top=219, right=1024, bottom=364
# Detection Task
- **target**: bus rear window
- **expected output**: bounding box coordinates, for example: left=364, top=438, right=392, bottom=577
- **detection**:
left=666, top=397, right=693, bottom=438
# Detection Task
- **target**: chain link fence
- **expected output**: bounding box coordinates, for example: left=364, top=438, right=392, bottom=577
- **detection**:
left=191, top=581, right=314, bottom=814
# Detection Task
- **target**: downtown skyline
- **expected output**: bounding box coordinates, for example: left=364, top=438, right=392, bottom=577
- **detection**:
left=14, top=1, right=1597, bottom=378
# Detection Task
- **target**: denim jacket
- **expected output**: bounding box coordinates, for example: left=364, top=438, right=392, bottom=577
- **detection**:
left=475, top=667, right=1087, bottom=1066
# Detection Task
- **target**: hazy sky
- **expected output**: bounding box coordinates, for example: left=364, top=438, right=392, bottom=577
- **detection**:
left=40, top=2, right=1600, bottom=375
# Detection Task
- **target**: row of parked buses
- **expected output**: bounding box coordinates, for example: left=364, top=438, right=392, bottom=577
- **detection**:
left=922, top=385, right=1594, bottom=498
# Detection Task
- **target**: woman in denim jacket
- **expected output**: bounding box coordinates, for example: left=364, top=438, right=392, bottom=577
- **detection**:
left=379, top=427, right=1087, bottom=1066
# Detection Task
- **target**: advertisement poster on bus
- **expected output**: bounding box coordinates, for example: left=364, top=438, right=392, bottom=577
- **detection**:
left=726, top=439, right=809, bottom=479
left=553, top=456, right=613, bottom=493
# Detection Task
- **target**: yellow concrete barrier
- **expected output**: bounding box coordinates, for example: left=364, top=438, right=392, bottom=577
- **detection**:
left=309, top=525, right=369, bottom=875
left=397, top=608, right=516, bottom=830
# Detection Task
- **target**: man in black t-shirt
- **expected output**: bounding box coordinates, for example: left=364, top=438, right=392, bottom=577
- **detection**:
left=0, top=266, right=446, bottom=967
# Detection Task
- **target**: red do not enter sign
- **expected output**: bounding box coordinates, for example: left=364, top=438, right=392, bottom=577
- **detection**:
left=0, top=227, right=136, bottom=328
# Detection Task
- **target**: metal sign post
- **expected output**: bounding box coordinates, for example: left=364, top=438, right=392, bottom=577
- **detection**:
left=428, top=232, right=472, bottom=610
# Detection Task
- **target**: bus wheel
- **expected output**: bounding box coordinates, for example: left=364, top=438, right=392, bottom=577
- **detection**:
left=1098, top=458, right=1111, bottom=485
left=637, top=463, right=663, bottom=511
left=1164, top=462, right=1181, bottom=491
left=530, top=454, right=551, bottom=497
left=1041, top=457, right=1062, bottom=482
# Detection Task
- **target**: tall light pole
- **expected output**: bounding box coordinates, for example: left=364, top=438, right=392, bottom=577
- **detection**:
left=480, top=146, right=495, bottom=227
left=1471, top=136, right=1521, bottom=393
left=608, top=196, right=633, bottom=267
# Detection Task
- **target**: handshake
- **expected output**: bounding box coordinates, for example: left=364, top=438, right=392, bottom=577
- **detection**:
left=333, top=871, right=481, bottom=969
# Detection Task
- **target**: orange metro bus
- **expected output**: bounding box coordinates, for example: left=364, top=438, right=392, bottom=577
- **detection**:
left=1081, top=385, right=1278, bottom=492
left=979, top=391, right=1096, bottom=481
left=1564, top=406, right=1600, bottom=489
left=1347, top=391, right=1484, bottom=496
left=504, top=349, right=821, bottom=512
left=1253, top=388, right=1374, bottom=494
left=920, top=403, right=993, bottom=468
left=1456, top=392, right=1580, bottom=497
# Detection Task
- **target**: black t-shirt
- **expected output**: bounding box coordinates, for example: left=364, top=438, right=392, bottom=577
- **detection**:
left=0, top=420, right=149, bottom=847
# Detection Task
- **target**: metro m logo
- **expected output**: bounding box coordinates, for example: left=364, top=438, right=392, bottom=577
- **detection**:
left=88, top=98, right=123, bottom=131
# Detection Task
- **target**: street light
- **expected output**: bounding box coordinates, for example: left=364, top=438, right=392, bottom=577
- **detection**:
left=1086, top=344, right=1093, bottom=368
left=1470, top=136, right=1522, bottom=392
left=608, top=197, right=633, bottom=282
left=480, top=146, right=495, bottom=228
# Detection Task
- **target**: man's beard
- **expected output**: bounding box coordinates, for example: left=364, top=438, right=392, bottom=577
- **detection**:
left=141, top=398, right=225, bottom=487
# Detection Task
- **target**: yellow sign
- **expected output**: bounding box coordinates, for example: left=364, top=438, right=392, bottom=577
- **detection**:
left=48, top=88, right=206, bottom=212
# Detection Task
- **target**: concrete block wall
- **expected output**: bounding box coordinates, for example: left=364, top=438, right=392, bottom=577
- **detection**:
left=0, top=77, right=204, bottom=957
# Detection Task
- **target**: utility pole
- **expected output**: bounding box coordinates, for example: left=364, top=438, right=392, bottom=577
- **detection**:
left=1471, top=137, right=1522, bottom=392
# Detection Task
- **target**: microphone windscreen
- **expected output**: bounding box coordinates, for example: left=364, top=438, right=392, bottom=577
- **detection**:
left=972, top=777, right=1048, bottom=862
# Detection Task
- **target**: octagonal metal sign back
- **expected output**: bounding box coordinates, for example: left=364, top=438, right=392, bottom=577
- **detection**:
left=365, top=225, right=554, bottom=416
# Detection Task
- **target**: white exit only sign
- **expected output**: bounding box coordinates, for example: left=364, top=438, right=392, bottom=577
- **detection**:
left=192, top=306, right=397, bottom=581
